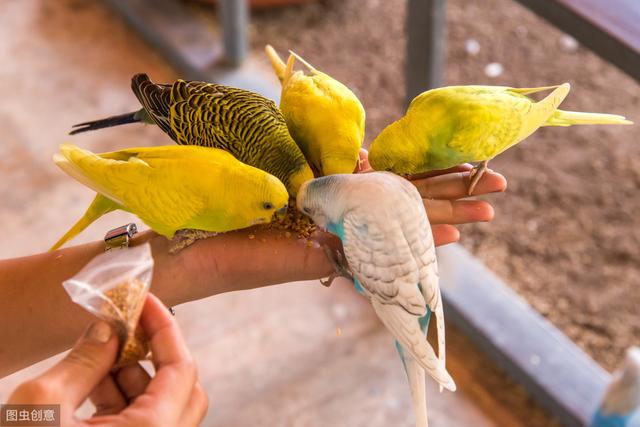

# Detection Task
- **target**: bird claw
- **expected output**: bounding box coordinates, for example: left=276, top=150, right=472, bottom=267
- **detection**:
left=467, top=160, right=489, bottom=195
left=169, top=229, right=218, bottom=254
left=320, top=273, right=338, bottom=287
left=321, top=245, right=353, bottom=287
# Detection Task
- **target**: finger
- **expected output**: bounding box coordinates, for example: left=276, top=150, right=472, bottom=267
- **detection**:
left=425, top=200, right=495, bottom=225
left=115, top=363, right=151, bottom=401
left=413, top=170, right=507, bottom=199
left=179, top=382, right=209, bottom=427
left=432, top=224, right=460, bottom=246
left=38, top=321, right=118, bottom=410
left=131, top=294, right=196, bottom=419
left=354, top=148, right=372, bottom=173
left=407, top=164, right=474, bottom=180
left=90, top=374, right=127, bottom=416
left=141, top=294, right=193, bottom=369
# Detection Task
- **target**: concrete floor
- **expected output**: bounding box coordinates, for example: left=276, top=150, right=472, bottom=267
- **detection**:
left=0, top=1, right=543, bottom=425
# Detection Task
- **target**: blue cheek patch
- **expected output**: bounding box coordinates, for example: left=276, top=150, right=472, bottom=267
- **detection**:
left=327, top=221, right=364, bottom=295
left=327, top=221, right=345, bottom=240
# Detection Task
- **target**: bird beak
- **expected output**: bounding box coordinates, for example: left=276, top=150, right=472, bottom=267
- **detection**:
left=275, top=204, right=288, bottom=219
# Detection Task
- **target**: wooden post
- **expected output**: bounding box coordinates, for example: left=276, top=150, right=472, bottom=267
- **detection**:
left=219, top=0, right=249, bottom=66
left=406, top=0, right=446, bottom=105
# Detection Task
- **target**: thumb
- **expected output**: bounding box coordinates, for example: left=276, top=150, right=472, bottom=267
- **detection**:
left=42, top=321, right=119, bottom=410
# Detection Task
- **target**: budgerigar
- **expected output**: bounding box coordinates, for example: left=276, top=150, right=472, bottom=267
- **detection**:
left=296, top=172, right=455, bottom=427
left=70, top=74, right=313, bottom=196
left=50, top=144, right=288, bottom=251
left=265, top=45, right=365, bottom=176
left=592, top=347, right=640, bottom=427
left=368, top=84, right=632, bottom=194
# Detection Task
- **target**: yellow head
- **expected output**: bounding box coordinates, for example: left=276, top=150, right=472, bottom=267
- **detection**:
left=321, top=152, right=360, bottom=176
left=248, top=171, right=290, bottom=225
left=209, top=158, right=290, bottom=230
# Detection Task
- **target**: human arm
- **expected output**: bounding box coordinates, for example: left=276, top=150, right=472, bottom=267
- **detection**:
left=0, top=165, right=506, bottom=377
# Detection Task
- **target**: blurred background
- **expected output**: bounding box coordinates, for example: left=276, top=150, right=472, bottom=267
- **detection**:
left=0, top=0, right=638, bottom=425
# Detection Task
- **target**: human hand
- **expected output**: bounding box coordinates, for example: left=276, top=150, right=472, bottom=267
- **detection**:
left=356, top=148, right=506, bottom=245
left=152, top=150, right=506, bottom=304
left=7, top=294, right=207, bottom=426
left=401, top=163, right=506, bottom=244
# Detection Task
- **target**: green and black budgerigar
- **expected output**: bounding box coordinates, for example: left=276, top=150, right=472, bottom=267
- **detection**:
left=70, top=74, right=314, bottom=196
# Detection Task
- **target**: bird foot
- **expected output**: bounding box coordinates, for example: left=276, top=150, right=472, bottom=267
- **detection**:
left=169, top=229, right=219, bottom=254
left=320, top=245, right=353, bottom=287
left=467, top=160, right=489, bottom=195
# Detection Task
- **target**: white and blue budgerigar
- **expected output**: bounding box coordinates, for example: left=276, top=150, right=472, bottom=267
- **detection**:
left=296, top=172, right=456, bottom=427
left=592, top=347, right=640, bottom=427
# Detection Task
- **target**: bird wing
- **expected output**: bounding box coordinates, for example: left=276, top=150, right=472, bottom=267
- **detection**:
left=391, top=175, right=447, bottom=378
left=58, top=145, right=207, bottom=236
left=431, top=85, right=570, bottom=160
left=342, top=176, right=454, bottom=391
left=55, top=144, right=131, bottom=205
left=97, top=144, right=238, bottom=164
left=130, top=73, right=176, bottom=139
left=371, top=299, right=455, bottom=391
left=415, top=226, right=447, bottom=375
left=116, top=157, right=207, bottom=237
left=167, top=80, right=283, bottom=152
left=168, top=79, right=229, bottom=148
left=441, top=87, right=530, bottom=161
left=342, top=208, right=426, bottom=316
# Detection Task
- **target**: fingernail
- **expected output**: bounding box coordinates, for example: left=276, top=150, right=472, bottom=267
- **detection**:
left=84, top=321, right=112, bottom=344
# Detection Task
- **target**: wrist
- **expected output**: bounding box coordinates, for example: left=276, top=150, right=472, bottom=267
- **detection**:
left=132, top=231, right=193, bottom=307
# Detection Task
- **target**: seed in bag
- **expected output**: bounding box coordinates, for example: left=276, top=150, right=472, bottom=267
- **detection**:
left=63, top=243, right=154, bottom=369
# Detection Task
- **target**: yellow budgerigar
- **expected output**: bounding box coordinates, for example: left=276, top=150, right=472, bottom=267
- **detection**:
left=265, top=45, right=365, bottom=176
left=70, top=74, right=313, bottom=197
left=368, top=84, right=632, bottom=193
left=50, top=144, right=289, bottom=251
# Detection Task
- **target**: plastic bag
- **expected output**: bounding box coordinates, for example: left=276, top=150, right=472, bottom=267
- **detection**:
left=63, top=243, right=154, bottom=368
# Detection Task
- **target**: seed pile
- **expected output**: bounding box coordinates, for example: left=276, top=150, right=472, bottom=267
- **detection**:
left=266, top=203, right=316, bottom=239
left=103, top=278, right=150, bottom=368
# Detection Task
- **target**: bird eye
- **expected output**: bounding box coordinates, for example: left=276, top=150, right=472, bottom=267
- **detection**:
left=303, top=206, right=311, bottom=214
left=263, top=202, right=274, bottom=210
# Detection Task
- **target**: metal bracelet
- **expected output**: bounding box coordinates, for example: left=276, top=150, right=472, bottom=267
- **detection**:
left=104, top=223, right=138, bottom=251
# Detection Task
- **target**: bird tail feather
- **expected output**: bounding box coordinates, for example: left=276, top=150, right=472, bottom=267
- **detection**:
left=545, top=110, right=633, bottom=127
left=54, top=144, right=125, bottom=203
left=283, top=53, right=296, bottom=88
left=69, top=111, right=144, bottom=135
left=265, top=44, right=286, bottom=84
left=288, top=50, right=317, bottom=73
left=508, top=85, right=565, bottom=96
left=49, top=193, right=116, bottom=251
left=512, top=83, right=571, bottom=142
left=403, top=352, right=429, bottom=427
left=372, top=299, right=456, bottom=391
left=433, top=292, right=446, bottom=393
